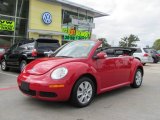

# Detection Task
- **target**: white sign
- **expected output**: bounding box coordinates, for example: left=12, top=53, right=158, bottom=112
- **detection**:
left=72, top=19, right=95, bottom=28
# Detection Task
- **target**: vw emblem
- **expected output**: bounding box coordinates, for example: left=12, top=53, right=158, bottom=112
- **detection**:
left=42, top=12, right=52, bottom=24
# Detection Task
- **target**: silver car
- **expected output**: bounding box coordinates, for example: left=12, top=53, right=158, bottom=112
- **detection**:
left=133, top=47, right=153, bottom=65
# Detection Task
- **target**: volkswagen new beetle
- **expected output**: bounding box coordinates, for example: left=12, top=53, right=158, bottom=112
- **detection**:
left=17, top=40, right=143, bottom=107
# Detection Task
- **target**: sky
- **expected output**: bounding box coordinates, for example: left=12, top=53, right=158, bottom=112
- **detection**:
left=69, top=0, right=160, bottom=47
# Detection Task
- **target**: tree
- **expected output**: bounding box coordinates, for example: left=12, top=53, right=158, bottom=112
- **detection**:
left=98, top=38, right=111, bottom=47
left=152, top=39, right=160, bottom=50
left=119, top=34, right=140, bottom=47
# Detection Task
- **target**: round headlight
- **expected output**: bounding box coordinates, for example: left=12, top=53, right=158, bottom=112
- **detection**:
left=51, top=67, right=68, bottom=80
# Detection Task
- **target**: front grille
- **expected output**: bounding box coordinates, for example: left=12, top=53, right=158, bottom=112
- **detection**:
left=39, top=91, right=57, bottom=98
left=19, top=86, right=36, bottom=96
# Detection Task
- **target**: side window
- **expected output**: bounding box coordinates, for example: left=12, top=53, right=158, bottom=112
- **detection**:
left=135, top=48, right=142, bottom=53
left=17, top=42, right=34, bottom=50
left=26, top=43, right=34, bottom=50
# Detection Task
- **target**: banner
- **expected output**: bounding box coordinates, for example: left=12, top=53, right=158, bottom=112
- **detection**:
left=62, top=28, right=91, bottom=40
left=0, top=20, right=15, bottom=31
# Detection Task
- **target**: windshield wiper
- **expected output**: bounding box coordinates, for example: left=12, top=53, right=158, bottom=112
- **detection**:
left=56, top=56, right=73, bottom=58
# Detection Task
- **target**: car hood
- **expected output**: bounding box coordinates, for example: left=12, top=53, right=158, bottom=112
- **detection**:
left=25, top=57, right=84, bottom=75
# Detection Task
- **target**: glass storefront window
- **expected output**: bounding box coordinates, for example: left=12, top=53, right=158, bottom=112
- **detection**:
left=17, top=0, right=29, bottom=18
left=0, top=0, right=29, bottom=46
left=63, top=10, right=78, bottom=24
left=79, top=14, right=86, bottom=20
left=0, top=36, right=13, bottom=47
left=87, top=16, right=93, bottom=22
left=14, top=36, right=26, bottom=43
left=0, top=0, right=16, bottom=16
left=62, top=10, right=93, bottom=41
left=15, top=18, right=28, bottom=37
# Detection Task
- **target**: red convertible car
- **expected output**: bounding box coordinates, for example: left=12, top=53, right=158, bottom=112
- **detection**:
left=17, top=40, right=143, bottom=107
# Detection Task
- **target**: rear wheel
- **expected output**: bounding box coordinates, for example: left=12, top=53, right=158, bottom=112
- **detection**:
left=70, top=77, right=95, bottom=107
left=130, top=69, right=143, bottom=88
left=1, top=59, right=9, bottom=71
left=142, top=63, right=146, bottom=66
left=153, top=57, right=158, bottom=63
left=20, top=60, right=27, bottom=72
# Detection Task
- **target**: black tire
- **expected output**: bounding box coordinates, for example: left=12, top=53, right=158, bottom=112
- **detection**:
left=1, top=59, right=9, bottom=71
left=20, top=60, right=27, bottom=72
left=70, top=77, right=96, bottom=108
left=142, top=63, right=146, bottom=66
left=130, top=69, right=143, bottom=88
left=135, top=58, right=141, bottom=62
left=153, top=57, right=158, bottom=63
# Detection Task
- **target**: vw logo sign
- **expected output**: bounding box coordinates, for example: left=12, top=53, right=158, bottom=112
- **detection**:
left=42, top=12, right=52, bottom=25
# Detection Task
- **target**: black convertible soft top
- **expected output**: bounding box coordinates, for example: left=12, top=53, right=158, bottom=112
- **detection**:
left=103, top=47, right=137, bottom=56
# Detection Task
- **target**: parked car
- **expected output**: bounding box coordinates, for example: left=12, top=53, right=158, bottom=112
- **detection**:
left=1, top=38, right=60, bottom=72
left=0, top=48, right=6, bottom=61
left=17, top=40, right=143, bottom=107
left=143, top=48, right=160, bottom=63
left=133, top=47, right=153, bottom=65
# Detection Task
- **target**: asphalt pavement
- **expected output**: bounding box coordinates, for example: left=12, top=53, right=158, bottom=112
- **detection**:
left=0, top=63, right=160, bottom=120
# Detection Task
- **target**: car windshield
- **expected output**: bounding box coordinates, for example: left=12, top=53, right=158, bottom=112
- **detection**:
left=55, top=41, right=96, bottom=58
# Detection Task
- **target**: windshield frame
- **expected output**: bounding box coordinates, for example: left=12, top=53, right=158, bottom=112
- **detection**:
left=54, top=41, right=96, bottom=58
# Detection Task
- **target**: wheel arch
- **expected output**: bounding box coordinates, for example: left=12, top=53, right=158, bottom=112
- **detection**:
left=19, top=55, right=28, bottom=64
left=69, top=73, right=98, bottom=100
left=77, top=73, right=98, bottom=94
left=137, top=66, right=144, bottom=76
left=135, top=57, right=141, bottom=61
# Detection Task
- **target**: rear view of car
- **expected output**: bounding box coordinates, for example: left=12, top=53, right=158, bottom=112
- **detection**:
left=133, top=48, right=153, bottom=65
left=1, top=38, right=60, bottom=72
left=144, top=48, right=160, bottom=63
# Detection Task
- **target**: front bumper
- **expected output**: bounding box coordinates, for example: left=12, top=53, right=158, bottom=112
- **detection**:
left=17, top=73, right=72, bottom=101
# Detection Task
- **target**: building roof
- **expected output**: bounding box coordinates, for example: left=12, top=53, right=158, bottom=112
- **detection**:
left=45, top=0, right=108, bottom=18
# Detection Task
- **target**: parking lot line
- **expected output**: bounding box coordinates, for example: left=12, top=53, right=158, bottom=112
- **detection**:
left=0, top=71, right=18, bottom=77
left=0, top=86, right=18, bottom=91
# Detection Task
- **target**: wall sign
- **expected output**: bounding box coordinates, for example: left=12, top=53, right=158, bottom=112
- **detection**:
left=0, top=20, right=15, bottom=31
left=72, top=18, right=95, bottom=29
left=62, top=28, right=91, bottom=40
left=42, top=12, right=52, bottom=25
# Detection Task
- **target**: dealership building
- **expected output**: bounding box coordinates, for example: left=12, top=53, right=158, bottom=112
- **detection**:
left=0, top=0, right=107, bottom=47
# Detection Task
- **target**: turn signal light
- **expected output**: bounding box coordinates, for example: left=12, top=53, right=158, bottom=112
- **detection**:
left=32, top=49, right=37, bottom=57
left=49, top=84, right=64, bottom=88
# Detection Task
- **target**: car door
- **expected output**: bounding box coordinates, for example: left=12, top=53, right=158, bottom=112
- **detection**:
left=94, top=46, right=117, bottom=89
left=114, top=55, right=132, bottom=84
left=96, top=57, right=116, bottom=89
left=5, top=44, right=18, bottom=66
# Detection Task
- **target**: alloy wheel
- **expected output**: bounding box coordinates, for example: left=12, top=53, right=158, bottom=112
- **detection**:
left=135, top=71, right=142, bottom=86
left=1, top=60, right=6, bottom=70
left=77, top=81, right=93, bottom=104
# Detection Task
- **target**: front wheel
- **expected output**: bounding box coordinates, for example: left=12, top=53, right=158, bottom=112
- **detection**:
left=20, top=60, right=27, bottom=72
left=142, top=63, right=146, bottom=66
left=130, top=69, right=143, bottom=88
left=1, top=59, right=9, bottom=71
left=70, top=77, right=95, bottom=107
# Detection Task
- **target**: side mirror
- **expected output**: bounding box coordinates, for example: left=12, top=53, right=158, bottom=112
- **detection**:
left=93, top=52, right=107, bottom=59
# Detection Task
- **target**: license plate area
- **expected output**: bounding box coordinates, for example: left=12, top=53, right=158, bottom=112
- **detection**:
left=21, top=82, right=29, bottom=91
